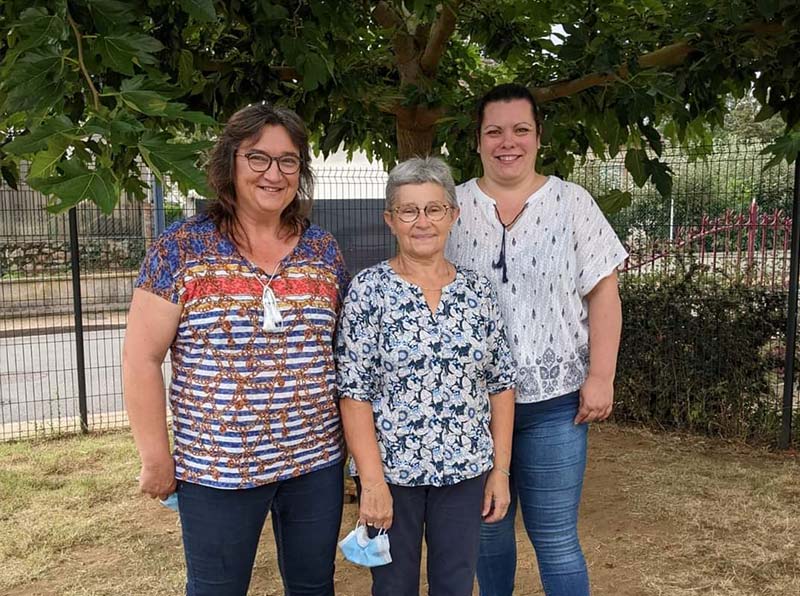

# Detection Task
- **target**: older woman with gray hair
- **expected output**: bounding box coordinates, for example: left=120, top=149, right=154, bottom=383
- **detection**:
left=336, top=156, right=517, bottom=596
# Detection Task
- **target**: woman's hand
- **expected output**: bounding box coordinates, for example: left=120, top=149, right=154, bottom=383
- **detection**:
left=138, top=454, right=176, bottom=500
left=575, top=373, right=614, bottom=424
left=359, top=480, right=393, bottom=530
left=482, top=468, right=511, bottom=523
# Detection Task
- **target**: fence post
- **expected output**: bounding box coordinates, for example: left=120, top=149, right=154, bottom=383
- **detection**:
left=781, top=158, right=800, bottom=449
left=68, top=207, right=89, bottom=434
left=153, top=179, right=166, bottom=236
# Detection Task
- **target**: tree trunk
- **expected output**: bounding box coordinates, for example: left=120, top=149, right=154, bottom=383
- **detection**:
left=395, top=105, right=442, bottom=160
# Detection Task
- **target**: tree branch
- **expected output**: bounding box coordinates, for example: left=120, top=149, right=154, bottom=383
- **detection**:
left=531, top=21, right=785, bottom=104
left=420, top=1, right=460, bottom=77
left=372, top=1, right=403, bottom=29
left=67, top=13, right=101, bottom=111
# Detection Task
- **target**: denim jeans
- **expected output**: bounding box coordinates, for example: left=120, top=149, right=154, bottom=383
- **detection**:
left=477, top=391, right=589, bottom=596
left=177, top=461, right=344, bottom=596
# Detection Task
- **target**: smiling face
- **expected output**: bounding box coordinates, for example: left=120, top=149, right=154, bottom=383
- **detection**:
left=384, top=182, right=459, bottom=261
left=233, top=124, right=301, bottom=223
left=477, top=98, right=540, bottom=187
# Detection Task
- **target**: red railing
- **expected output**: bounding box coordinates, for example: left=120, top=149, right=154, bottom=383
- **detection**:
left=622, top=202, right=793, bottom=288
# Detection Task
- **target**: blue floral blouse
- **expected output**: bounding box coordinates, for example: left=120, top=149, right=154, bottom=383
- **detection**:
left=336, top=261, right=517, bottom=487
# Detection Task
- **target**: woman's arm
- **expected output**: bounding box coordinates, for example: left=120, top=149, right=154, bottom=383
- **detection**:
left=340, top=398, right=393, bottom=529
left=575, top=271, right=622, bottom=424
left=122, top=288, right=182, bottom=500
left=482, top=387, right=515, bottom=522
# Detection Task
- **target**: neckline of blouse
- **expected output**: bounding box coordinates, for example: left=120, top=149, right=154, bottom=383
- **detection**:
left=383, top=260, right=460, bottom=294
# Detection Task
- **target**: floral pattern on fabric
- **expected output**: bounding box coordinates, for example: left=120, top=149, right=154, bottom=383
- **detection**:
left=335, top=261, right=516, bottom=487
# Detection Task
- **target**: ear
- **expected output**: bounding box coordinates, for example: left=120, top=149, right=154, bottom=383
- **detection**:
left=383, top=211, right=396, bottom=236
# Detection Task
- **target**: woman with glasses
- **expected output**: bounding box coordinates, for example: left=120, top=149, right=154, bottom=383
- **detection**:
left=446, top=84, right=627, bottom=596
left=123, top=103, right=349, bottom=596
left=336, top=156, right=517, bottom=596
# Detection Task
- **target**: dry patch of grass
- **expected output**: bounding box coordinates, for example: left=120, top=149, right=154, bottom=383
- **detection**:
left=0, top=426, right=798, bottom=595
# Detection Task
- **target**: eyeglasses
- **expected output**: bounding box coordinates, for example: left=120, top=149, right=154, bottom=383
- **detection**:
left=236, top=152, right=302, bottom=175
left=391, top=203, right=453, bottom=223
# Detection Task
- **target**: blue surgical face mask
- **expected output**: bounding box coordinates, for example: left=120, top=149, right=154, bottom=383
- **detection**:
left=338, top=523, right=392, bottom=568
left=159, top=492, right=179, bottom=512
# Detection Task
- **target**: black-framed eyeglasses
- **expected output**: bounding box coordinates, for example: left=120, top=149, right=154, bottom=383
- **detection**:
left=391, top=203, right=453, bottom=223
left=236, top=152, right=302, bottom=175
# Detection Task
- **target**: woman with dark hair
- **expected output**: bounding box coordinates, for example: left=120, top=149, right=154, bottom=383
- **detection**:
left=123, top=103, right=349, bottom=596
left=446, top=84, right=628, bottom=596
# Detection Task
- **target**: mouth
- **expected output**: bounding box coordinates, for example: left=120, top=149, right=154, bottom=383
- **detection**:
left=495, top=155, right=521, bottom=163
left=257, top=184, right=285, bottom=192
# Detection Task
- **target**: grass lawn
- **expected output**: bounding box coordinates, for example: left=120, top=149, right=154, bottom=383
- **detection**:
left=1, top=424, right=798, bottom=595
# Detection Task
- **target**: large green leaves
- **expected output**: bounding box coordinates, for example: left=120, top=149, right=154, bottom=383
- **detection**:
left=138, top=132, right=212, bottom=197
left=30, top=159, right=120, bottom=214
left=94, top=32, right=164, bottom=75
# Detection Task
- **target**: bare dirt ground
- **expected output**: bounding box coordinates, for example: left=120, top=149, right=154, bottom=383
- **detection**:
left=2, top=424, right=799, bottom=596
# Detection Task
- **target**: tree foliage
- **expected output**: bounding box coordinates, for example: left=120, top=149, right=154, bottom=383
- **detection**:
left=1, top=0, right=798, bottom=213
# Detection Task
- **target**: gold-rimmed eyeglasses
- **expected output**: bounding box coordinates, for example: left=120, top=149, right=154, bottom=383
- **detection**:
left=236, top=152, right=302, bottom=175
left=391, top=203, right=453, bottom=223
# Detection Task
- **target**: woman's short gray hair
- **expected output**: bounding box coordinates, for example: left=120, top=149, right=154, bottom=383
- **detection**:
left=385, top=157, right=458, bottom=210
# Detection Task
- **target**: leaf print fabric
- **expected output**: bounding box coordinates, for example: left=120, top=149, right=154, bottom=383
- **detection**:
left=335, top=262, right=516, bottom=487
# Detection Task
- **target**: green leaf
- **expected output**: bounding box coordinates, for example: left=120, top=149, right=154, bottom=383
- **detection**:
left=117, top=78, right=173, bottom=116
left=1, top=164, right=20, bottom=190
left=5, top=8, right=68, bottom=64
left=596, top=189, right=632, bottom=215
left=87, top=0, right=137, bottom=31
left=301, top=53, right=330, bottom=91
left=138, top=132, right=212, bottom=196
left=603, top=111, right=622, bottom=158
left=640, top=124, right=663, bottom=157
left=177, top=49, right=195, bottom=90
left=31, top=159, right=120, bottom=214
left=762, top=132, right=800, bottom=168
left=754, top=104, right=777, bottom=123
left=624, top=148, right=650, bottom=187
left=180, top=0, right=216, bottom=22
left=28, top=144, right=68, bottom=178
left=2, top=47, right=66, bottom=113
left=94, top=32, right=164, bottom=75
left=4, top=115, right=78, bottom=154
left=649, top=159, right=673, bottom=198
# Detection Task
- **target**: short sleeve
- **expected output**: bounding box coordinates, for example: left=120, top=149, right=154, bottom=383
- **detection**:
left=570, top=185, right=628, bottom=297
left=479, top=276, right=517, bottom=395
left=135, top=230, right=184, bottom=304
left=335, top=273, right=382, bottom=402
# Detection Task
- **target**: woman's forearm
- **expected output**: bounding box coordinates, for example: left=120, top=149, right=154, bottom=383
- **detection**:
left=488, top=388, right=515, bottom=472
left=340, top=398, right=385, bottom=484
left=123, top=356, right=172, bottom=464
left=586, top=272, right=622, bottom=382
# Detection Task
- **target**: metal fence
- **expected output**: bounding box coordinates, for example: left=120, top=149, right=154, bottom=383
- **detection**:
left=1, top=145, right=797, bottom=444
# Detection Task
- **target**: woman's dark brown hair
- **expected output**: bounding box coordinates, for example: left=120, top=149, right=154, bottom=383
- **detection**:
left=476, top=83, right=543, bottom=136
left=206, top=103, right=314, bottom=246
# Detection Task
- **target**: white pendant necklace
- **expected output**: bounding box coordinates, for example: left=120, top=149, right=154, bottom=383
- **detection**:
left=259, top=264, right=284, bottom=332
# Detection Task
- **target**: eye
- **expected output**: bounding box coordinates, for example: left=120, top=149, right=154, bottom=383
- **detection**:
left=427, top=204, right=445, bottom=217
left=248, top=154, right=271, bottom=167
left=515, top=127, right=532, bottom=135
left=278, top=155, right=301, bottom=168
left=399, top=207, right=418, bottom=217
left=484, top=129, right=501, bottom=137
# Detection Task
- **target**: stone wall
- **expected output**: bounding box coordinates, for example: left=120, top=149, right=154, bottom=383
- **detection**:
left=1, top=239, right=146, bottom=276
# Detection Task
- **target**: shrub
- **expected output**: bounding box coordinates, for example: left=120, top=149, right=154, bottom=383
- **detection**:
left=615, top=262, right=791, bottom=441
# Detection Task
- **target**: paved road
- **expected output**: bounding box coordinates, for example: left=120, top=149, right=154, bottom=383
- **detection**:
left=0, top=327, right=170, bottom=433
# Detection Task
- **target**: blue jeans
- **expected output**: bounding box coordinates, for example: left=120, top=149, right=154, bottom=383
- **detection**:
left=477, top=392, right=589, bottom=596
left=177, top=462, right=344, bottom=596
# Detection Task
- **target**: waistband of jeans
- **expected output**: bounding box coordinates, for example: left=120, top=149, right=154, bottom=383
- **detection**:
left=515, top=390, right=580, bottom=414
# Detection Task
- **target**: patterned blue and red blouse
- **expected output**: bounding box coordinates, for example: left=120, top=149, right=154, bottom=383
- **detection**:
left=135, top=214, right=350, bottom=489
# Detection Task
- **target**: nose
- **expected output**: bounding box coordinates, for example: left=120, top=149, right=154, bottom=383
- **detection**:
left=261, top=159, right=282, bottom=179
